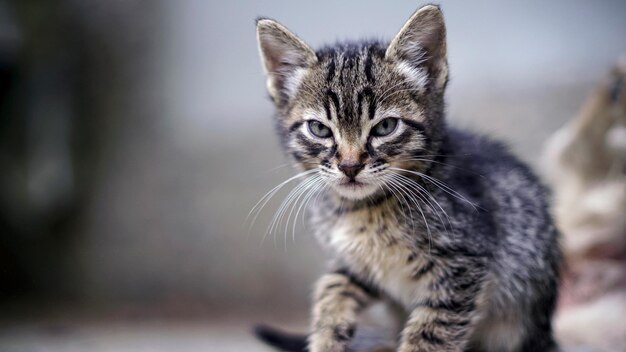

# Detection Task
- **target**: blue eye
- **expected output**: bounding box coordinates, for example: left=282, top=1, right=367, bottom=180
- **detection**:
left=371, top=118, right=398, bottom=137
left=307, top=120, right=332, bottom=138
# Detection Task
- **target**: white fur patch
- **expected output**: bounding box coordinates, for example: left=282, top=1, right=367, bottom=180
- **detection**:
left=606, top=124, right=626, bottom=153
left=284, top=67, right=306, bottom=98
left=329, top=211, right=430, bottom=308
left=395, top=61, right=428, bottom=88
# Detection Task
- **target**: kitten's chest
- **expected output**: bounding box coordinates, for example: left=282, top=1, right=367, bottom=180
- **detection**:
left=324, top=210, right=431, bottom=307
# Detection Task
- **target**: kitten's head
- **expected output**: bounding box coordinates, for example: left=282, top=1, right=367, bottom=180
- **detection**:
left=256, top=5, right=448, bottom=200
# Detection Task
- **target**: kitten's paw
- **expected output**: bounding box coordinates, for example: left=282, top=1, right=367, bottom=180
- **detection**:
left=309, top=325, right=355, bottom=352
left=309, top=339, right=345, bottom=352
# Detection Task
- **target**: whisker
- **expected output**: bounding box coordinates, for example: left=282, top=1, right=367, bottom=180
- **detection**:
left=378, top=87, right=422, bottom=106
left=375, top=78, right=415, bottom=104
left=247, top=168, right=319, bottom=232
left=283, top=176, right=321, bottom=233
left=383, top=174, right=416, bottom=231
left=282, top=177, right=319, bottom=246
left=382, top=176, right=410, bottom=220
left=389, top=167, right=480, bottom=211
left=277, top=176, right=321, bottom=248
left=264, top=174, right=319, bottom=245
left=394, top=157, right=485, bottom=178
left=308, top=182, right=328, bottom=223
left=291, top=178, right=325, bottom=243
left=280, top=176, right=323, bottom=248
left=390, top=172, right=452, bottom=233
left=261, top=163, right=291, bottom=173
left=398, top=173, right=451, bottom=229
left=385, top=174, right=432, bottom=251
left=377, top=177, right=404, bottom=223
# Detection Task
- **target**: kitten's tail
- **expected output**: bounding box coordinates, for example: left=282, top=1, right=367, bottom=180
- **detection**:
left=253, top=324, right=396, bottom=351
left=253, top=324, right=308, bottom=352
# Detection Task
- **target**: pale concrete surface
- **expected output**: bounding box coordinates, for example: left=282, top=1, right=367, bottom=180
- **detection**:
left=0, top=318, right=603, bottom=352
left=0, top=321, right=262, bottom=352
left=0, top=312, right=308, bottom=352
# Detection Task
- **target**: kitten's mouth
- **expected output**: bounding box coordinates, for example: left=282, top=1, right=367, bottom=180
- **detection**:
left=333, top=179, right=378, bottom=200
left=340, top=180, right=366, bottom=188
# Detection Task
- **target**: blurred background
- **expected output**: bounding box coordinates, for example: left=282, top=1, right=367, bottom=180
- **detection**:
left=0, top=0, right=625, bottom=351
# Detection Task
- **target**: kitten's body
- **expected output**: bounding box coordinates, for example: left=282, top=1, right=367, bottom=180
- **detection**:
left=254, top=5, right=561, bottom=352
left=311, top=128, right=559, bottom=351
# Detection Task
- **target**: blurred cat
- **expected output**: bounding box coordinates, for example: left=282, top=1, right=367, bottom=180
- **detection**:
left=544, top=60, right=626, bottom=352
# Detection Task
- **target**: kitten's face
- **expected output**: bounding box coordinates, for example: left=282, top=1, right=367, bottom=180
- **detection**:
left=257, top=5, right=448, bottom=200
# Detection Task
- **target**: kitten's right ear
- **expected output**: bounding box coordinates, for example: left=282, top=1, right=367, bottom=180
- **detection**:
left=256, top=18, right=317, bottom=103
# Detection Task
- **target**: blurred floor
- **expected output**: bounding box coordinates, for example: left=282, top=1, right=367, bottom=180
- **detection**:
left=0, top=319, right=271, bottom=352
left=0, top=306, right=308, bottom=352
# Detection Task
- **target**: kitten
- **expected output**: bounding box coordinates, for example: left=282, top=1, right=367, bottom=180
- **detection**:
left=254, top=4, right=561, bottom=352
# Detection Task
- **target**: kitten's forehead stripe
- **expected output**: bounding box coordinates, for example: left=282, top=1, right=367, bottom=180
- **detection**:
left=355, top=87, right=376, bottom=121
left=363, top=87, right=376, bottom=120
left=326, top=59, right=336, bottom=83
left=314, top=43, right=389, bottom=128
left=327, top=90, right=341, bottom=119
left=323, top=98, right=331, bottom=120
left=356, top=91, right=364, bottom=119
left=364, top=54, right=375, bottom=84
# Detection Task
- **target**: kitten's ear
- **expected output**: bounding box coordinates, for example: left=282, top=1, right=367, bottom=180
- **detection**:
left=386, top=5, right=448, bottom=90
left=256, top=18, right=317, bottom=102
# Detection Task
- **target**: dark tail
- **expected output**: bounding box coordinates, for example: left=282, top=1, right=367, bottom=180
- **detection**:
left=253, top=324, right=308, bottom=352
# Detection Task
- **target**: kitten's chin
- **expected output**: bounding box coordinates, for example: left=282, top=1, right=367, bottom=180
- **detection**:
left=332, top=181, right=379, bottom=200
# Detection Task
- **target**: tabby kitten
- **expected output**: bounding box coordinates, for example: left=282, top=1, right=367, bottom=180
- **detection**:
left=254, top=4, right=561, bottom=352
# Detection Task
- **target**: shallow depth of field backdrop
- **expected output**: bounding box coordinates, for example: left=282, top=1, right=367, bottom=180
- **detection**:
left=0, top=1, right=625, bottom=351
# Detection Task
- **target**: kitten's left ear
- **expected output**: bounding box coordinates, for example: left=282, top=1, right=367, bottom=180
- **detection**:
left=256, top=18, right=317, bottom=103
left=386, top=5, right=448, bottom=91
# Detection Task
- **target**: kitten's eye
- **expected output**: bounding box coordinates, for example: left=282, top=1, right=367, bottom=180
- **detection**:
left=307, top=120, right=332, bottom=138
left=371, top=118, right=398, bottom=137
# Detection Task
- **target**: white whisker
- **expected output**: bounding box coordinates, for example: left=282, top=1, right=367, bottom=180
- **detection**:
left=378, top=87, right=422, bottom=106
left=394, top=157, right=485, bottom=178
left=291, top=178, right=325, bottom=243
left=282, top=176, right=321, bottom=247
left=389, top=167, right=480, bottom=211
left=277, top=175, right=321, bottom=249
left=385, top=174, right=432, bottom=251
left=263, top=174, right=319, bottom=246
left=375, top=78, right=416, bottom=105
left=247, top=168, right=319, bottom=232
left=390, top=172, right=451, bottom=233
left=383, top=174, right=416, bottom=231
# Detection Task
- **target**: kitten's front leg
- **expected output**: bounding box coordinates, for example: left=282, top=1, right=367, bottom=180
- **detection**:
left=309, top=270, right=376, bottom=352
left=398, top=301, right=476, bottom=352
left=398, top=262, right=486, bottom=352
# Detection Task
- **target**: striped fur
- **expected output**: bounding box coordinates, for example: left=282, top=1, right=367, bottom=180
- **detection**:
left=255, top=4, right=561, bottom=352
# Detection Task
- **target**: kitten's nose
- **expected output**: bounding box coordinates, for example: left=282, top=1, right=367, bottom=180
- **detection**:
left=338, top=161, right=365, bottom=180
